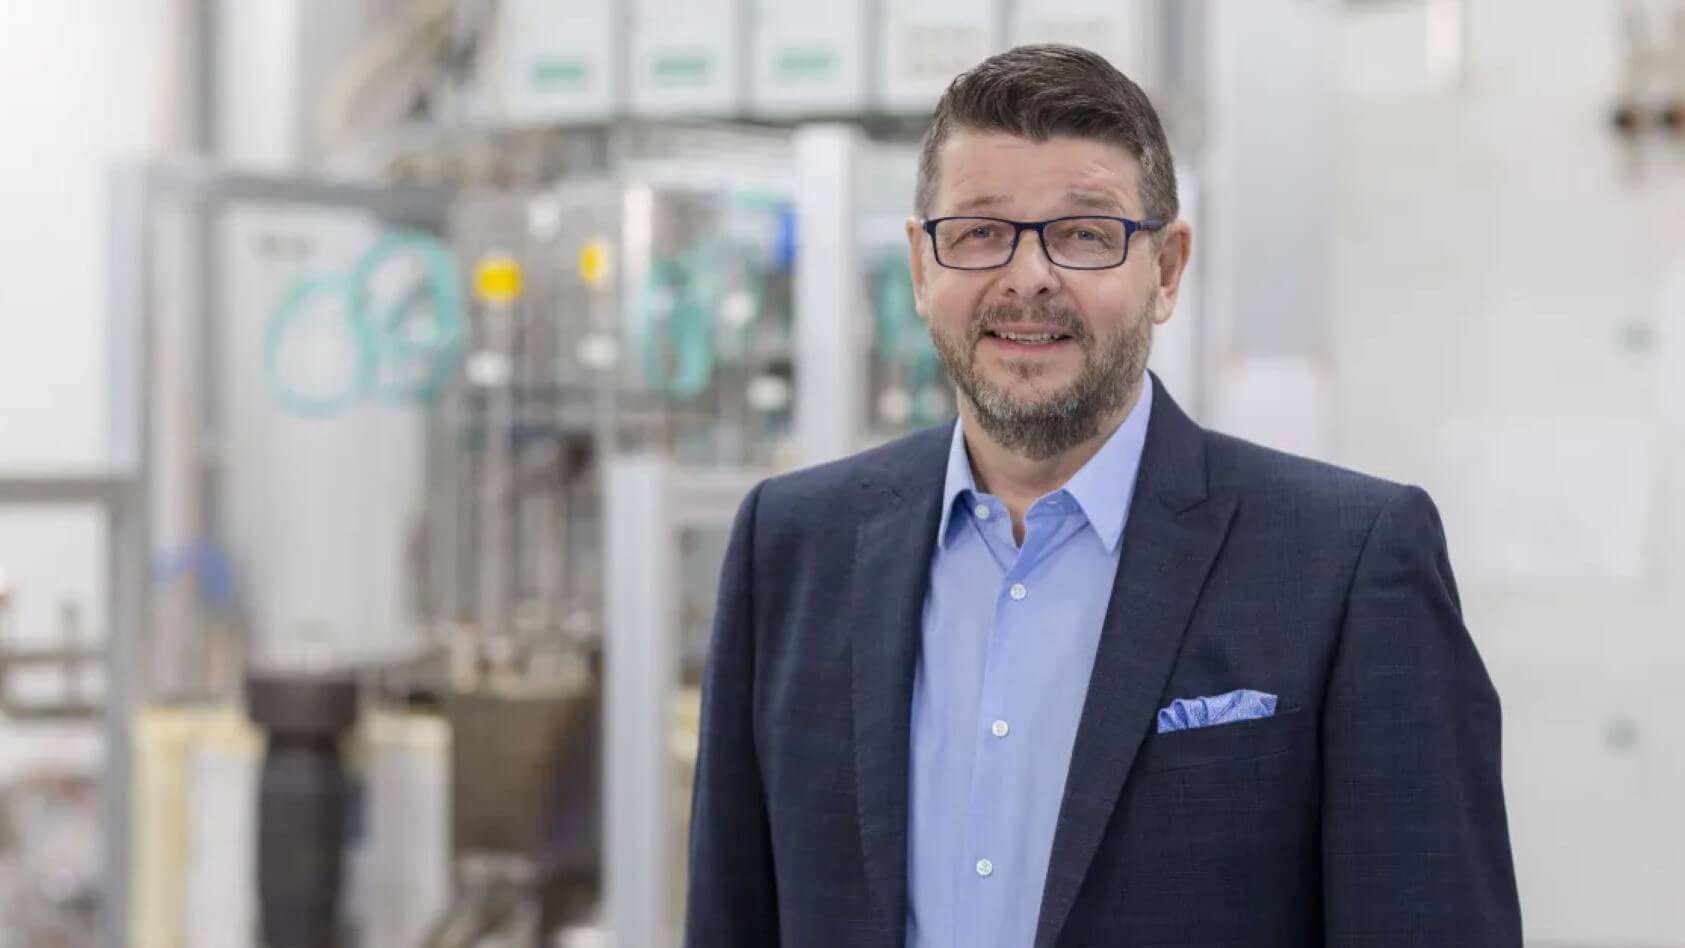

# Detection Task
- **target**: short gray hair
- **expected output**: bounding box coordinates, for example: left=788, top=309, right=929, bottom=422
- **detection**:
left=915, top=44, right=1178, bottom=224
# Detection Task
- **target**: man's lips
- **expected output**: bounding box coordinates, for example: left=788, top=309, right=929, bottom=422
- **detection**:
left=981, top=324, right=1076, bottom=351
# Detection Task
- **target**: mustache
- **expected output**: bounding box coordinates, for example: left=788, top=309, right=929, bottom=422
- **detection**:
left=969, top=304, right=1089, bottom=343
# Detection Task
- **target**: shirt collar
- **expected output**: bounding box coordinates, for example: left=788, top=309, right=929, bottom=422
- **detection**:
left=936, top=373, right=1154, bottom=554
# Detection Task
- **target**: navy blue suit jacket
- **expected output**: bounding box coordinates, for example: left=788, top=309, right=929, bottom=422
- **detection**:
left=686, top=377, right=1522, bottom=947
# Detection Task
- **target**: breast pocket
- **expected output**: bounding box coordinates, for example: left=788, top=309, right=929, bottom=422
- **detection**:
left=1133, top=706, right=1316, bottom=775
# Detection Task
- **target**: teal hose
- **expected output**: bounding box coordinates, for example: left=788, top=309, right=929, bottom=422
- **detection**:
left=640, top=256, right=718, bottom=401
left=636, top=237, right=769, bottom=401
left=264, top=271, right=368, bottom=418
left=264, top=230, right=464, bottom=418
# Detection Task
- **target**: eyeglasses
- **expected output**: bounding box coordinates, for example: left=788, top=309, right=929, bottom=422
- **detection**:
left=921, top=215, right=1166, bottom=271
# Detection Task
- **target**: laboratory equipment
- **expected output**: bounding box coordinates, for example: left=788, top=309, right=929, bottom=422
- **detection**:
left=412, top=167, right=794, bottom=944
left=626, top=0, right=750, bottom=117
left=864, top=246, right=949, bottom=435
left=262, top=229, right=465, bottom=419
left=1008, top=0, right=1159, bottom=92
left=750, top=0, right=874, bottom=117
left=246, top=671, right=361, bottom=948
left=488, top=0, right=621, bottom=126
left=877, top=1, right=1004, bottom=114
left=102, top=164, right=456, bottom=948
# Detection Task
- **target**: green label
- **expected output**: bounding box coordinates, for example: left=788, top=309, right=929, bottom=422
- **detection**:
left=777, top=48, right=836, bottom=79
left=532, top=57, right=588, bottom=88
left=653, top=52, right=711, bottom=85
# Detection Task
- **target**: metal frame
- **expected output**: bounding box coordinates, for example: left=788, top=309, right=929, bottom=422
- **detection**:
left=793, top=124, right=865, bottom=465
left=0, top=163, right=157, bottom=948
left=604, top=455, right=762, bottom=948
left=0, top=458, right=140, bottom=941
left=0, top=473, right=131, bottom=506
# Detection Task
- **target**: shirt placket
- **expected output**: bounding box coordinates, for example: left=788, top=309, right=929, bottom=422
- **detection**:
left=957, top=499, right=1054, bottom=947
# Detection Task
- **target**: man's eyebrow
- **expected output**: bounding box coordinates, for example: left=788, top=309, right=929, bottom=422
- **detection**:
left=1064, top=191, right=1127, bottom=214
left=947, top=194, right=1008, bottom=215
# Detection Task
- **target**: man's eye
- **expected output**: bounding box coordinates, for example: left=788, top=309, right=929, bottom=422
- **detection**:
left=967, top=225, right=998, bottom=240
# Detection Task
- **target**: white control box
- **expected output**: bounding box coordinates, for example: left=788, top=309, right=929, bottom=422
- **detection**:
left=1008, top=0, right=1158, bottom=92
left=491, top=0, right=620, bottom=124
left=750, top=0, right=872, bottom=117
left=877, top=0, right=1004, bottom=115
left=628, top=0, right=748, bottom=117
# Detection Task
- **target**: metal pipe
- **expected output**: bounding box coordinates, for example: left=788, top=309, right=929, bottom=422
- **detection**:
left=478, top=297, right=516, bottom=644
left=103, top=162, right=157, bottom=948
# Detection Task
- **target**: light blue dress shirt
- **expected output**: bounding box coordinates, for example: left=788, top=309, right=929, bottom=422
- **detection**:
left=906, top=375, right=1154, bottom=948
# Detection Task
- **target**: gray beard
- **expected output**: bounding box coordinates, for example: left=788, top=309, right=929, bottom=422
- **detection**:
left=931, top=294, right=1154, bottom=462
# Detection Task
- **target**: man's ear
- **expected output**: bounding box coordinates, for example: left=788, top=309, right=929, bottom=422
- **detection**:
left=1151, top=219, right=1193, bottom=326
left=906, top=217, right=931, bottom=321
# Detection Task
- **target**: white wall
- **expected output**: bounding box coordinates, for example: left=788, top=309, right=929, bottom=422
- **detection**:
left=0, top=3, right=180, bottom=778
left=1326, top=1, right=1685, bottom=943
left=1201, top=0, right=1338, bottom=459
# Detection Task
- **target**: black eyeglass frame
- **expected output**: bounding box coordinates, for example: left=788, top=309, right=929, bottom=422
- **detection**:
left=920, top=215, right=1168, bottom=271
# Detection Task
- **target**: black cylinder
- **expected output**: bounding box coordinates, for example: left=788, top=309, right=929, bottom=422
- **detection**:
left=247, top=673, right=360, bottom=948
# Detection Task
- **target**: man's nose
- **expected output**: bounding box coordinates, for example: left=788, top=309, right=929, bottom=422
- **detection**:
left=1001, top=230, right=1061, bottom=301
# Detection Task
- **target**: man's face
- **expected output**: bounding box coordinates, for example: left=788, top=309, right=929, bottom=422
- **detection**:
left=906, top=130, right=1188, bottom=459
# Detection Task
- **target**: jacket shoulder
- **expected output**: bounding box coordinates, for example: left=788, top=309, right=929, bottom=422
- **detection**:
left=1204, top=430, right=1412, bottom=525
left=757, top=425, right=949, bottom=513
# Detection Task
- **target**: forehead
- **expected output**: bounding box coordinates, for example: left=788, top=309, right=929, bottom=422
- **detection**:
left=934, top=129, right=1143, bottom=216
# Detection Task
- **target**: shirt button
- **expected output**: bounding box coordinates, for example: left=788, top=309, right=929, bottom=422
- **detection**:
left=975, top=858, right=994, bottom=878
left=974, top=503, right=991, bottom=520
left=991, top=720, right=1010, bottom=738
left=1009, top=583, right=1027, bottom=601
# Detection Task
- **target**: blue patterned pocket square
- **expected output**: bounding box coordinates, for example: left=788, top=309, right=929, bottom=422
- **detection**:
left=1156, top=689, right=1278, bottom=734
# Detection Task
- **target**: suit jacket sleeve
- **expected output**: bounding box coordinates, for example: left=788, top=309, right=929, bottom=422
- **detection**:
left=685, top=481, right=780, bottom=947
left=1322, top=486, right=1523, bottom=945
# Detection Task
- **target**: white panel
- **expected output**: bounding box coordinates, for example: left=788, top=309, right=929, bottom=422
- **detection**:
left=627, top=0, right=747, bottom=116
left=794, top=126, right=865, bottom=464
left=183, top=732, right=259, bottom=948
left=877, top=0, right=1003, bottom=115
left=750, top=0, right=871, bottom=116
left=346, top=713, right=452, bottom=948
left=494, top=0, right=620, bottom=124
left=604, top=457, right=676, bottom=948
left=1427, top=422, right=1653, bottom=587
left=1500, top=663, right=1674, bottom=945
left=1007, top=0, right=1155, bottom=88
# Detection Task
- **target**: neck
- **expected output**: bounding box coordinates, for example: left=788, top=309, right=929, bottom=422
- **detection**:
left=959, top=376, right=1146, bottom=538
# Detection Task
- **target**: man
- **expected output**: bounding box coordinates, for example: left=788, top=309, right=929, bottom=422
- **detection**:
left=686, top=44, right=1522, bottom=947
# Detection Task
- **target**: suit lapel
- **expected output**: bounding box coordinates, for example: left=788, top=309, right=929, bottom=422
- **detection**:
left=852, top=425, right=952, bottom=946
left=1034, top=381, right=1239, bottom=948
